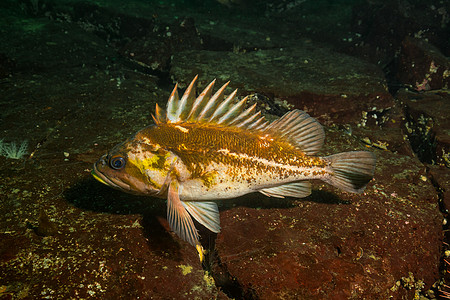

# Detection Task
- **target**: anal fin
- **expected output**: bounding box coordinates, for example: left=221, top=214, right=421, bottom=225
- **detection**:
left=260, top=181, right=311, bottom=198
left=182, top=201, right=221, bottom=233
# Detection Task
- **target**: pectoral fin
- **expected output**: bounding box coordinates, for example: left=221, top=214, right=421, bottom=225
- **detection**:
left=182, top=201, right=221, bottom=233
left=167, top=181, right=199, bottom=246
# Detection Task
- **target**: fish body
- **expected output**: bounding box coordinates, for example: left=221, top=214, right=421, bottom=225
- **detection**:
left=92, top=76, right=376, bottom=255
left=136, top=122, right=327, bottom=201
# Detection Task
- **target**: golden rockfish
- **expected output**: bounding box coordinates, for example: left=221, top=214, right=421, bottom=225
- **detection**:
left=92, top=76, right=376, bottom=259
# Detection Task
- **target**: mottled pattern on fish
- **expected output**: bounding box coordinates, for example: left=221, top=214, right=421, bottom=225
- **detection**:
left=140, top=123, right=326, bottom=189
left=92, top=76, right=376, bottom=259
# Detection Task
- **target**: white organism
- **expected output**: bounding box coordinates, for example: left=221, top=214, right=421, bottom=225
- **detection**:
left=0, top=139, right=29, bottom=159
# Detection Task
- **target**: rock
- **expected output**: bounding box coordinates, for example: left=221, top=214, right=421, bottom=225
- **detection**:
left=0, top=52, right=14, bottom=78
left=0, top=0, right=446, bottom=298
left=214, top=130, right=442, bottom=299
left=428, top=165, right=450, bottom=213
left=170, top=46, right=394, bottom=125
left=0, top=160, right=225, bottom=299
left=33, top=210, right=58, bottom=237
left=349, top=1, right=450, bottom=66
left=398, top=88, right=450, bottom=167
left=120, top=17, right=203, bottom=73
left=428, top=164, right=450, bottom=298
left=397, top=37, right=450, bottom=91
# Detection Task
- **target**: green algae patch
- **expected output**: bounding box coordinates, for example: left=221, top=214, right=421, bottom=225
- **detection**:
left=177, top=264, right=193, bottom=276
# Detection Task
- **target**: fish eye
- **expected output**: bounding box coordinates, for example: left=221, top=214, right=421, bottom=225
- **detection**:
left=109, top=156, right=126, bottom=170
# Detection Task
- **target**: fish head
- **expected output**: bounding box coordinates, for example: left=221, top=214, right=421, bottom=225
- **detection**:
left=92, top=128, right=174, bottom=197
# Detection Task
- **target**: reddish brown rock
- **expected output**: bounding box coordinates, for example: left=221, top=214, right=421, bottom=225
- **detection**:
left=428, top=165, right=450, bottom=214
left=0, top=10, right=221, bottom=298
left=398, top=88, right=450, bottom=167
left=0, top=0, right=446, bottom=299
left=397, top=37, right=450, bottom=92
left=0, top=158, right=226, bottom=299
left=427, top=164, right=450, bottom=298
left=215, top=131, right=442, bottom=299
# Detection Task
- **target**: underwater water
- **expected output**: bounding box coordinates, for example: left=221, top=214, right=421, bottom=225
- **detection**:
left=0, top=0, right=449, bottom=298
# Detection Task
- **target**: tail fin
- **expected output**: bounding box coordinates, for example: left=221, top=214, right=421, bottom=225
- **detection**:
left=324, top=151, right=376, bottom=193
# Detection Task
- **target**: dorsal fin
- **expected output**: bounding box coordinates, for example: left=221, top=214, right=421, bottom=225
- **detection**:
left=158, top=77, right=325, bottom=155
left=153, top=103, right=166, bottom=124
left=161, top=76, right=266, bottom=130
left=166, top=75, right=198, bottom=123
left=187, top=79, right=216, bottom=121
left=176, top=74, right=198, bottom=121
left=166, top=83, right=180, bottom=122
left=264, top=109, right=325, bottom=155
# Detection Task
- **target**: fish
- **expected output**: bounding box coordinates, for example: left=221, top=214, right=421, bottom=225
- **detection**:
left=92, top=75, right=376, bottom=260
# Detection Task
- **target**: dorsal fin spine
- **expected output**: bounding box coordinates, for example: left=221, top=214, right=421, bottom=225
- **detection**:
left=229, top=102, right=256, bottom=126
left=176, top=75, right=198, bottom=121
left=154, top=103, right=166, bottom=123
left=187, top=79, right=216, bottom=121
left=208, top=89, right=237, bottom=122
left=217, top=97, right=247, bottom=125
left=236, top=110, right=261, bottom=128
left=254, top=120, right=269, bottom=131
left=197, top=81, right=229, bottom=120
left=247, top=116, right=266, bottom=130
left=166, top=83, right=179, bottom=123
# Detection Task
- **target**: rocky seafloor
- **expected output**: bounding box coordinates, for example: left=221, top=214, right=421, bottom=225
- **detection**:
left=0, top=0, right=449, bottom=299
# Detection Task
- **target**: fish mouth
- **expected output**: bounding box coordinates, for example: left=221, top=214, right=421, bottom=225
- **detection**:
left=91, top=163, right=131, bottom=191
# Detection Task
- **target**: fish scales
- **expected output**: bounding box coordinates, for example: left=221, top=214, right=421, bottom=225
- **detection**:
left=92, top=76, right=376, bottom=260
left=140, top=122, right=327, bottom=182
